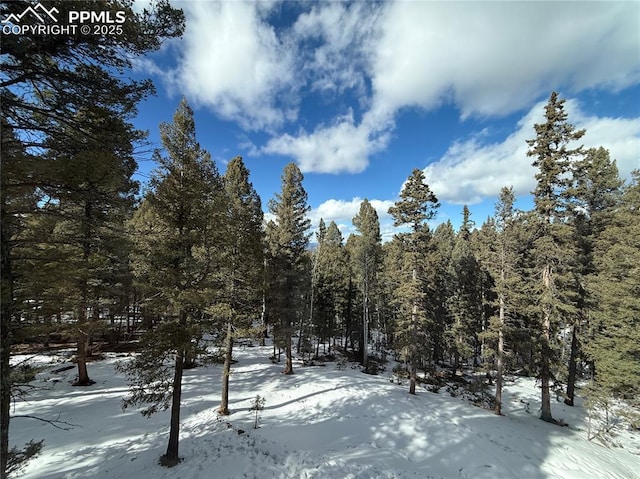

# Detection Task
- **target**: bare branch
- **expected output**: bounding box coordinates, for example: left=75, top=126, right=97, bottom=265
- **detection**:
left=11, top=414, right=80, bottom=431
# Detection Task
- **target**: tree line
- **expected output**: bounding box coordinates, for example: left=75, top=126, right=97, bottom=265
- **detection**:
left=1, top=2, right=638, bottom=474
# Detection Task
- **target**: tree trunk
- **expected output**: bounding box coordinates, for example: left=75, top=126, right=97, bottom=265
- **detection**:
left=74, top=329, right=93, bottom=386
left=0, top=322, right=9, bottom=479
left=540, top=265, right=554, bottom=423
left=540, top=352, right=553, bottom=422
left=161, top=347, right=185, bottom=467
left=362, top=288, right=369, bottom=368
left=260, top=291, right=267, bottom=347
left=0, top=194, right=12, bottom=479
left=296, top=313, right=305, bottom=355
left=303, top=251, right=318, bottom=354
left=283, top=335, right=294, bottom=374
left=495, top=292, right=505, bottom=415
left=183, top=339, right=198, bottom=369
left=0, top=258, right=11, bottom=479
left=565, top=317, right=579, bottom=406
left=75, top=201, right=94, bottom=387
left=409, top=267, right=417, bottom=394
left=219, top=322, right=233, bottom=415
left=409, top=357, right=416, bottom=395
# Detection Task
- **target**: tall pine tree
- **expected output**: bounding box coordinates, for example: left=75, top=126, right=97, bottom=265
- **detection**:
left=447, top=206, right=482, bottom=373
left=562, top=147, right=623, bottom=405
left=586, top=170, right=640, bottom=406
left=217, top=157, right=264, bottom=415
left=352, top=200, right=382, bottom=367
left=266, top=163, right=311, bottom=375
left=527, top=91, right=583, bottom=423
left=388, top=169, right=440, bottom=394
left=479, top=187, right=526, bottom=415
left=122, top=99, right=223, bottom=466
left=0, top=3, right=184, bottom=475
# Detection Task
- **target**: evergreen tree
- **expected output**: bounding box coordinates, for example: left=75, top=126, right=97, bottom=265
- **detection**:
left=479, top=187, right=526, bottom=415
left=300, top=219, right=326, bottom=356
left=447, top=206, right=482, bottom=373
left=343, top=235, right=360, bottom=354
left=44, top=110, right=138, bottom=386
left=0, top=124, right=40, bottom=478
left=586, top=170, right=640, bottom=405
left=352, top=200, right=382, bottom=367
left=563, top=147, right=623, bottom=405
left=217, top=157, right=264, bottom=415
left=265, top=163, right=311, bottom=375
left=0, top=3, right=184, bottom=475
left=388, top=169, right=440, bottom=394
left=312, top=221, right=348, bottom=355
left=527, top=91, right=583, bottom=423
left=379, top=238, right=403, bottom=354
left=122, top=99, right=223, bottom=466
left=429, top=221, right=456, bottom=365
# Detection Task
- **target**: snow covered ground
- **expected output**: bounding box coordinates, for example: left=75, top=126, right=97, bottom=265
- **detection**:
left=9, top=344, right=640, bottom=479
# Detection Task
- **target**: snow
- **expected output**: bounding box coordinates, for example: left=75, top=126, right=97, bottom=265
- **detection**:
left=9, top=344, right=640, bottom=479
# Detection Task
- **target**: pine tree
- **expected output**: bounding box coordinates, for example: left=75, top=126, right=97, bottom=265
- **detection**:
left=265, top=163, right=311, bottom=375
left=429, top=221, right=456, bottom=365
left=122, top=99, right=223, bottom=466
left=0, top=124, right=38, bottom=479
left=586, top=170, right=640, bottom=405
left=300, top=219, right=326, bottom=356
left=478, top=187, right=526, bottom=415
left=388, top=169, right=440, bottom=394
left=563, top=147, right=623, bottom=405
left=217, top=156, right=264, bottom=415
left=447, top=206, right=483, bottom=373
left=343, top=235, right=360, bottom=354
left=44, top=110, right=138, bottom=386
left=527, top=91, right=584, bottom=423
left=352, top=200, right=382, bottom=367
left=312, top=220, right=348, bottom=355
left=0, top=3, right=184, bottom=475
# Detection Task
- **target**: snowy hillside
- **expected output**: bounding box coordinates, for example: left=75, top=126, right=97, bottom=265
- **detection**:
left=10, top=344, right=640, bottom=479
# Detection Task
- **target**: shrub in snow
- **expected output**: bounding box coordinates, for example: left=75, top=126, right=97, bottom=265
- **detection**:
left=250, top=395, right=266, bottom=429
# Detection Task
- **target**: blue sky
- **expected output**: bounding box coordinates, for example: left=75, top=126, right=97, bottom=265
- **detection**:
left=131, top=0, right=640, bottom=240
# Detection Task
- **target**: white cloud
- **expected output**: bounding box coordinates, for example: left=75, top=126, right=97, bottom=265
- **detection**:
left=311, top=197, right=394, bottom=224
left=157, top=1, right=638, bottom=178
left=260, top=1, right=638, bottom=174
left=566, top=102, right=640, bottom=179
left=371, top=2, right=640, bottom=119
left=292, top=2, right=381, bottom=97
left=423, top=99, right=640, bottom=205
left=166, top=1, right=297, bottom=131
left=262, top=110, right=391, bottom=174
left=258, top=3, right=391, bottom=174
left=305, top=197, right=394, bottom=239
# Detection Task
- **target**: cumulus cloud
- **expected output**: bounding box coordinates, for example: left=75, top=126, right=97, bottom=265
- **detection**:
left=258, top=3, right=391, bottom=174
left=158, top=1, right=638, bottom=177
left=306, top=197, right=395, bottom=240
left=292, top=2, right=381, bottom=97
left=262, top=110, right=391, bottom=174
left=567, top=103, right=640, bottom=178
left=310, top=197, right=394, bottom=224
left=166, top=1, right=297, bottom=131
left=423, top=99, right=640, bottom=205
left=371, top=1, right=640, bottom=119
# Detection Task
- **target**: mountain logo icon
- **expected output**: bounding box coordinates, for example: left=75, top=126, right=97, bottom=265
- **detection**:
left=2, top=3, right=59, bottom=24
